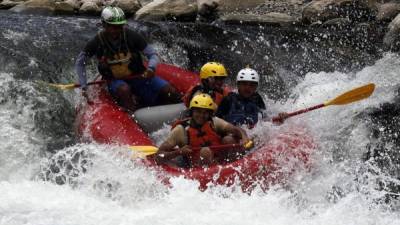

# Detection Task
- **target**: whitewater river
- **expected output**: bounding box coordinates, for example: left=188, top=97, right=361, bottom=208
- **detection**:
left=1, top=12, right=400, bottom=225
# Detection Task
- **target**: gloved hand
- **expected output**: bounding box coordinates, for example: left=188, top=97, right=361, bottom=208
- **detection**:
left=272, top=112, right=289, bottom=125
left=178, top=145, right=193, bottom=156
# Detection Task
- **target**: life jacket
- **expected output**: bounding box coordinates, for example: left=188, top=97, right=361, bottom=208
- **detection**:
left=183, top=84, right=230, bottom=107
left=223, top=93, right=260, bottom=127
left=173, top=118, right=222, bottom=166
left=97, top=29, right=144, bottom=79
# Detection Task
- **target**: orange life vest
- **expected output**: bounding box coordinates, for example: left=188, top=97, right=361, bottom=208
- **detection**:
left=183, top=84, right=230, bottom=107
left=173, top=118, right=222, bottom=166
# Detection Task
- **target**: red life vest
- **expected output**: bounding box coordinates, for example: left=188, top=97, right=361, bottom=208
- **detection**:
left=173, top=118, right=222, bottom=166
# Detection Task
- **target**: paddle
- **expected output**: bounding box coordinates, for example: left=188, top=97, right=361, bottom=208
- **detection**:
left=129, top=83, right=375, bottom=156
left=44, top=80, right=107, bottom=90
left=271, top=83, right=375, bottom=123
left=129, top=141, right=254, bottom=157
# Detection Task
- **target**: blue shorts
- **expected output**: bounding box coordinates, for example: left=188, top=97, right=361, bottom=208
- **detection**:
left=108, top=76, right=168, bottom=107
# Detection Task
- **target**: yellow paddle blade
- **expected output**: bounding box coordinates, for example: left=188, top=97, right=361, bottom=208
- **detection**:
left=325, top=83, right=375, bottom=106
left=38, top=81, right=78, bottom=90
left=37, top=81, right=74, bottom=90
left=48, top=83, right=77, bottom=90
left=128, top=145, right=158, bottom=156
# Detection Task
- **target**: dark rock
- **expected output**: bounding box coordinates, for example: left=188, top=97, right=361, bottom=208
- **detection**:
left=135, top=0, right=197, bottom=21
left=0, top=0, right=21, bottom=9
left=220, top=12, right=299, bottom=26
left=383, top=14, right=400, bottom=51
left=9, top=0, right=56, bottom=15
left=302, top=0, right=376, bottom=24
left=376, top=2, right=400, bottom=22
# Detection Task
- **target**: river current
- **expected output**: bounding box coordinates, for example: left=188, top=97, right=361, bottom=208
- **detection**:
left=1, top=12, right=400, bottom=225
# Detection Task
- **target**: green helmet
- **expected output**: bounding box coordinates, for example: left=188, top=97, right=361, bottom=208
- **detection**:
left=101, top=6, right=127, bottom=25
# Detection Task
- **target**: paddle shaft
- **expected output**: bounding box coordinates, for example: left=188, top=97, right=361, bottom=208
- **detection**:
left=131, top=142, right=251, bottom=157
left=272, top=103, right=325, bottom=122
left=79, top=80, right=107, bottom=88
left=271, top=83, right=375, bottom=123
left=193, top=143, right=245, bottom=151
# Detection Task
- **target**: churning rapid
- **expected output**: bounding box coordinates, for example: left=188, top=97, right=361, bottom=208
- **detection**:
left=1, top=12, right=400, bottom=224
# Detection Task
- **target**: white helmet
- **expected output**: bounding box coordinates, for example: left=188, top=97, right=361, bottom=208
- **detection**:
left=236, top=68, right=259, bottom=83
left=101, top=6, right=127, bottom=25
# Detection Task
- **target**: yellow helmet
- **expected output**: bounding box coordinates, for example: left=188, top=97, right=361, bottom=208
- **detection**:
left=199, top=62, right=228, bottom=79
left=189, top=94, right=216, bottom=111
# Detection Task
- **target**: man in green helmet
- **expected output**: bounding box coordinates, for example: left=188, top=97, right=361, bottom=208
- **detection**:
left=75, top=6, right=181, bottom=113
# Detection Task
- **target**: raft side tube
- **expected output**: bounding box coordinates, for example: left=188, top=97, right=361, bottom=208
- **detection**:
left=134, top=103, right=186, bottom=133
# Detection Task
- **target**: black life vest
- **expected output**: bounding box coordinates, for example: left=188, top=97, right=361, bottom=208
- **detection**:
left=223, top=93, right=260, bottom=126
left=97, top=29, right=145, bottom=78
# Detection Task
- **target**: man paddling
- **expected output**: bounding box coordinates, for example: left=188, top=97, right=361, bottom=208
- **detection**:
left=216, top=67, right=289, bottom=127
left=75, top=6, right=181, bottom=113
left=155, top=94, right=252, bottom=168
left=182, top=62, right=230, bottom=107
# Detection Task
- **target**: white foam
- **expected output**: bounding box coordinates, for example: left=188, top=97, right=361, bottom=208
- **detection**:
left=0, top=73, right=43, bottom=181
left=2, top=53, right=400, bottom=224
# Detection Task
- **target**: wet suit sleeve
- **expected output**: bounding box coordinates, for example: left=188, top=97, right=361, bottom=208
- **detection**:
left=127, top=29, right=159, bottom=72
left=143, top=45, right=159, bottom=72
left=75, top=36, right=98, bottom=89
left=75, top=52, right=88, bottom=89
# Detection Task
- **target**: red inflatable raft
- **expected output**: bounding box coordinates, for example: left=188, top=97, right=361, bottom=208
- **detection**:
left=76, top=63, right=315, bottom=192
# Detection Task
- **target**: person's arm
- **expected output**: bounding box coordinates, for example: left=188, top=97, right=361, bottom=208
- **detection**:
left=142, top=45, right=160, bottom=72
left=129, top=29, right=160, bottom=76
left=254, top=92, right=289, bottom=125
left=273, top=112, right=290, bottom=125
left=155, top=143, right=192, bottom=165
left=154, top=126, right=192, bottom=165
left=75, top=51, right=89, bottom=90
left=259, top=110, right=289, bottom=125
left=215, top=117, right=251, bottom=145
left=75, top=37, right=97, bottom=91
left=225, top=123, right=250, bottom=145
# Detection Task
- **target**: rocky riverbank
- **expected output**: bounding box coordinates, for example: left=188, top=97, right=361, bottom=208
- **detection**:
left=1, top=0, right=400, bottom=50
